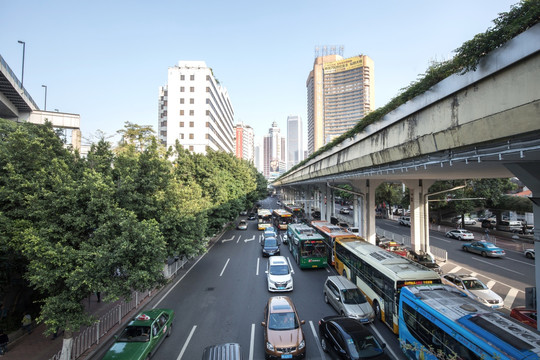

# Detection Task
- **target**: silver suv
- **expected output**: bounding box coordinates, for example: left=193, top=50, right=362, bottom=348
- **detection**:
left=323, top=276, right=374, bottom=323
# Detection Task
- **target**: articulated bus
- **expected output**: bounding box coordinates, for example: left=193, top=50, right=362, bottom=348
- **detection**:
left=257, top=209, right=273, bottom=230
left=334, top=238, right=441, bottom=334
left=284, top=203, right=304, bottom=219
left=399, top=284, right=540, bottom=360
left=272, top=209, right=293, bottom=230
left=287, top=224, right=328, bottom=269
left=311, top=220, right=358, bottom=266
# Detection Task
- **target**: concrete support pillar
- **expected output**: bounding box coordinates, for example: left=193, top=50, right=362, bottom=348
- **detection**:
left=505, top=162, right=540, bottom=330
left=350, top=179, right=381, bottom=244
left=353, top=194, right=359, bottom=228
left=305, top=185, right=312, bottom=220
left=326, top=185, right=332, bottom=222
left=402, top=179, right=435, bottom=253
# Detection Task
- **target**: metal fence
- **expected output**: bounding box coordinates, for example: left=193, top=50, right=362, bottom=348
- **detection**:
left=375, top=226, right=448, bottom=262
left=48, top=255, right=193, bottom=360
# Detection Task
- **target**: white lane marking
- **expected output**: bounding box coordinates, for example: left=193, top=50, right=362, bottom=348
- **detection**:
left=222, top=236, right=235, bottom=243
left=506, top=256, right=537, bottom=266
left=504, top=288, right=520, bottom=309
left=469, top=272, right=477, bottom=277
left=236, top=235, right=241, bottom=244
left=286, top=257, right=295, bottom=274
left=249, top=323, right=255, bottom=360
left=486, top=280, right=496, bottom=289
left=310, top=320, right=326, bottom=360
left=244, top=235, right=255, bottom=243
left=475, top=258, right=524, bottom=276
left=176, top=325, right=197, bottom=360
left=448, top=266, right=462, bottom=273
left=219, top=258, right=230, bottom=277
left=368, top=323, right=401, bottom=359
left=256, top=258, right=260, bottom=276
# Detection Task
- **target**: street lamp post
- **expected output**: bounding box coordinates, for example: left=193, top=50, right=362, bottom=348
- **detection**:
left=17, top=40, right=25, bottom=87
left=42, top=85, right=47, bottom=111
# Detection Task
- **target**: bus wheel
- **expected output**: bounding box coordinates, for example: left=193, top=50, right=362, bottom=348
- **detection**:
left=372, top=301, right=381, bottom=321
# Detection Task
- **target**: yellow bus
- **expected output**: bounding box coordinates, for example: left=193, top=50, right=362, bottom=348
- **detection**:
left=257, top=209, right=273, bottom=230
left=334, top=238, right=441, bottom=334
left=272, top=209, right=293, bottom=230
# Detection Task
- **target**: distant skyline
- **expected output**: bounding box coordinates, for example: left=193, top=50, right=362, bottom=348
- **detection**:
left=1, top=0, right=519, bottom=145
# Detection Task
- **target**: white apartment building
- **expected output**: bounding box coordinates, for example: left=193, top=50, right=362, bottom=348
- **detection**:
left=287, top=115, right=303, bottom=170
left=158, top=61, right=234, bottom=154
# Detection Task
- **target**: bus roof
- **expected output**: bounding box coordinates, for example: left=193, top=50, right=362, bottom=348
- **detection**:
left=311, top=220, right=359, bottom=239
left=402, top=285, right=540, bottom=358
left=288, top=224, right=325, bottom=241
left=340, top=239, right=439, bottom=281
left=258, top=209, right=272, bottom=216
left=273, top=209, right=292, bottom=216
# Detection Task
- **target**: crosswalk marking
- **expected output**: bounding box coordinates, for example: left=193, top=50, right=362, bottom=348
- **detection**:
left=504, top=288, right=519, bottom=309
left=486, top=280, right=496, bottom=289
left=469, top=272, right=477, bottom=277
left=448, top=266, right=462, bottom=273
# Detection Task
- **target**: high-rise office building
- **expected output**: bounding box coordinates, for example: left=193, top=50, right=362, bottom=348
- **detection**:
left=263, top=121, right=286, bottom=180
left=158, top=60, right=234, bottom=154
left=287, top=115, right=303, bottom=170
left=234, top=122, right=255, bottom=163
left=306, top=54, right=374, bottom=154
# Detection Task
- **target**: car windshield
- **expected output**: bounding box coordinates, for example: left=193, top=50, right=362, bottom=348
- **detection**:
left=347, top=333, right=384, bottom=358
left=265, top=238, right=277, bottom=247
left=270, top=264, right=289, bottom=275
left=118, top=325, right=151, bottom=342
left=268, top=312, right=298, bottom=330
left=341, top=288, right=368, bottom=305
left=462, top=279, right=487, bottom=290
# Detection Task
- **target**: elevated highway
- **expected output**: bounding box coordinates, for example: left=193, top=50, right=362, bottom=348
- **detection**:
left=274, top=23, right=540, bottom=260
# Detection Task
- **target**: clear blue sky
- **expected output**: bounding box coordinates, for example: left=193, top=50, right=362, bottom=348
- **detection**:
left=1, top=0, right=519, bottom=145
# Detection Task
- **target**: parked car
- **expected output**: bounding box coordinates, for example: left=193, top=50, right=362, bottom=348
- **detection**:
left=338, top=222, right=351, bottom=231
left=462, top=241, right=505, bottom=258
left=510, top=308, right=538, bottom=329
left=441, top=274, right=503, bottom=308
left=399, top=216, right=411, bottom=226
left=525, top=248, right=535, bottom=259
left=378, top=241, right=407, bottom=257
left=323, top=276, right=374, bottom=323
left=266, top=256, right=293, bottom=292
left=339, top=208, right=350, bottom=215
left=481, top=218, right=497, bottom=229
left=102, top=309, right=174, bottom=360
left=202, top=343, right=244, bottom=360
left=406, top=250, right=442, bottom=274
left=445, top=229, right=474, bottom=241
left=453, top=217, right=476, bottom=225
left=261, top=296, right=305, bottom=359
left=262, top=237, right=280, bottom=257
left=318, top=316, right=390, bottom=359
left=497, top=220, right=523, bottom=233
left=237, top=220, right=248, bottom=230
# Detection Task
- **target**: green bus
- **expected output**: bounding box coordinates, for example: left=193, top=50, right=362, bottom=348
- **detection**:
left=287, top=224, right=328, bottom=269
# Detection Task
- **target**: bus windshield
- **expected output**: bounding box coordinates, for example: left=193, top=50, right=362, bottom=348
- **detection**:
left=301, top=241, right=325, bottom=257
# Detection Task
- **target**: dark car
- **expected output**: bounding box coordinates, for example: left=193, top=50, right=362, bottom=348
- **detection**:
left=102, top=309, right=174, bottom=360
left=318, top=316, right=390, bottom=359
left=262, top=237, right=280, bottom=257
left=247, top=213, right=257, bottom=220
left=406, top=250, right=442, bottom=274
left=311, top=211, right=321, bottom=220
left=481, top=219, right=496, bottom=229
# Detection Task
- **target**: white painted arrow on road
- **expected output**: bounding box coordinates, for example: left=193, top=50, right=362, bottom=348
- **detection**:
left=222, top=236, right=235, bottom=243
left=244, top=235, right=255, bottom=243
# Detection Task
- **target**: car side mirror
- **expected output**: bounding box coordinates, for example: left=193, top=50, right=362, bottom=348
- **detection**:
left=300, top=320, right=305, bottom=325
left=382, top=343, right=387, bottom=349
left=261, top=322, right=266, bottom=327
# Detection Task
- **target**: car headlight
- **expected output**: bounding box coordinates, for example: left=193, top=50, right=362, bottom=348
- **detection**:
left=266, top=342, right=274, bottom=351
left=298, top=340, right=305, bottom=350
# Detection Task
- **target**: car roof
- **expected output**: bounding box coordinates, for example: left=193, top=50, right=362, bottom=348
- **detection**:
left=323, top=316, right=371, bottom=334
left=129, top=309, right=171, bottom=326
left=269, top=256, right=287, bottom=265
left=268, top=296, right=294, bottom=313
left=326, top=275, right=356, bottom=290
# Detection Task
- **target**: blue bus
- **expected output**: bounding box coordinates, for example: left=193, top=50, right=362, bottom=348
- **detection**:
left=399, top=284, right=540, bottom=360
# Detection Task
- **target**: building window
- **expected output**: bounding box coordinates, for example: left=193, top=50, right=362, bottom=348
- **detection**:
left=190, top=98, right=194, bottom=104
left=189, top=110, right=194, bottom=116
left=206, top=75, right=210, bottom=81
left=190, top=75, right=195, bottom=81
left=180, top=121, right=184, bottom=127
left=190, top=87, right=194, bottom=92
left=180, top=133, right=184, bottom=139
left=189, top=134, right=194, bottom=139
left=180, top=86, right=185, bottom=92
left=206, top=110, right=210, bottom=115
left=189, top=121, right=194, bottom=127
left=181, top=75, right=185, bottom=80
left=206, top=87, right=210, bottom=92
left=189, top=146, right=194, bottom=151
left=206, top=122, right=210, bottom=127
left=180, top=110, right=184, bottom=116
left=205, top=134, right=209, bottom=139
left=180, top=98, right=184, bottom=104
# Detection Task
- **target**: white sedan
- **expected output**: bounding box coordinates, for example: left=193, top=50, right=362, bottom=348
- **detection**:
left=445, top=229, right=474, bottom=241
left=442, top=274, right=503, bottom=308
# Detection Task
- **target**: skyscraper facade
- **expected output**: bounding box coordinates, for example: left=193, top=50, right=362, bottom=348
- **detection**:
left=287, top=115, right=303, bottom=170
left=234, top=122, right=255, bottom=163
left=158, top=60, right=234, bottom=154
left=306, top=54, right=374, bottom=154
left=263, top=121, right=286, bottom=180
